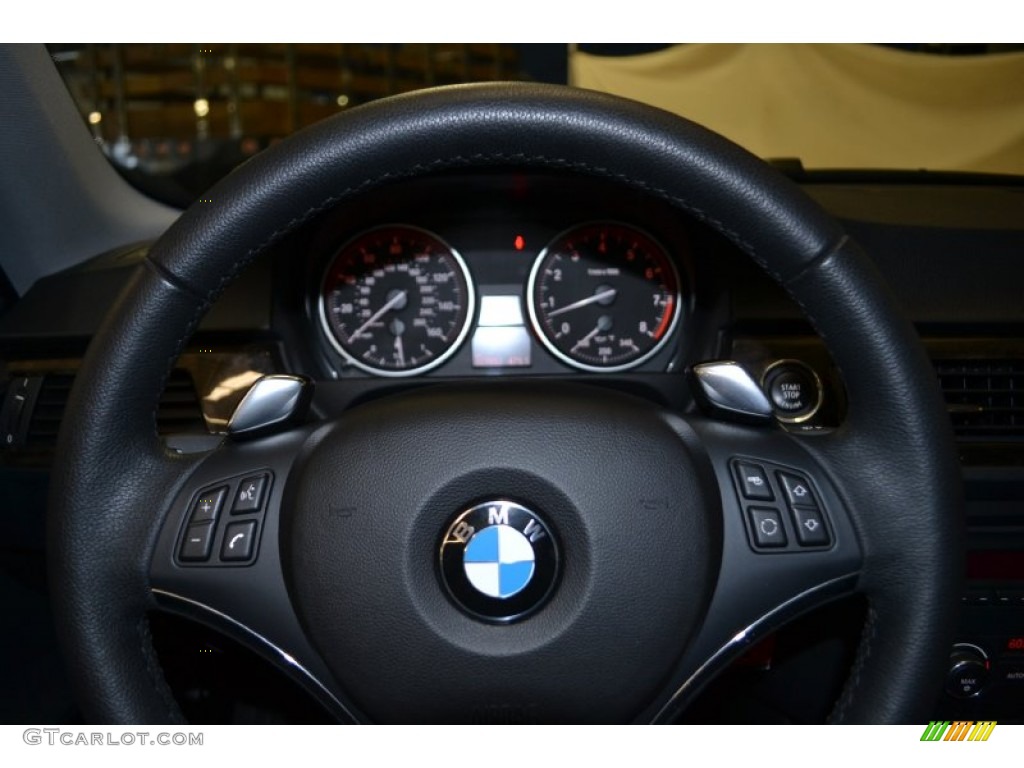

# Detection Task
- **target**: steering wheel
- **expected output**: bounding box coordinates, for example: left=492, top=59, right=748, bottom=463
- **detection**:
left=48, top=83, right=962, bottom=724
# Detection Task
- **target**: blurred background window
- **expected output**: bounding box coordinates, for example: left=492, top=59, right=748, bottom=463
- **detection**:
left=48, top=43, right=1024, bottom=208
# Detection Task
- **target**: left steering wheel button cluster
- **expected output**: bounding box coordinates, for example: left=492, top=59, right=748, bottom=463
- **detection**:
left=177, top=472, right=273, bottom=566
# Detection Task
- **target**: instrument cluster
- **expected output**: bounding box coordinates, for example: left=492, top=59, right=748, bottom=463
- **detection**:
left=316, top=219, right=688, bottom=379
left=290, top=172, right=705, bottom=382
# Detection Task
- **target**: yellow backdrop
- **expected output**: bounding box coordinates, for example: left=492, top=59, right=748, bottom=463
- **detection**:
left=571, top=44, right=1024, bottom=174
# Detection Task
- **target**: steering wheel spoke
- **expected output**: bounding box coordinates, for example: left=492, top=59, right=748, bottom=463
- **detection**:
left=148, top=427, right=354, bottom=721
left=642, top=418, right=864, bottom=720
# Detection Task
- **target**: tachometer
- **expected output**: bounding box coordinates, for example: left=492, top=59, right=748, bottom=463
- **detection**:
left=319, top=225, right=475, bottom=376
left=527, top=222, right=681, bottom=372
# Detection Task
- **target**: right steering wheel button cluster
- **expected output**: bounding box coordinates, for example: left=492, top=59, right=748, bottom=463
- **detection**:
left=732, top=459, right=833, bottom=552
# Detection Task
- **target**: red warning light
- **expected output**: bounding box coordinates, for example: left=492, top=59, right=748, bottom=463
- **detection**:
left=514, top=235, right=525, bottom=251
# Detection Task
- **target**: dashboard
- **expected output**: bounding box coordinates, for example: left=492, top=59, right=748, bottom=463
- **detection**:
left=261, top=174, right=846, bottom=438
left=2, top=167, right=1024, bottom=723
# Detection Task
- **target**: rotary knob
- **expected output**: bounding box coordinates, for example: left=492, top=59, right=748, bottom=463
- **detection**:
left=945, top=643, right=990, bottom=699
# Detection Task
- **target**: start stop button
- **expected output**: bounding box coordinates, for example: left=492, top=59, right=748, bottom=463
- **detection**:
left=762, top=360, right=823, bottom=423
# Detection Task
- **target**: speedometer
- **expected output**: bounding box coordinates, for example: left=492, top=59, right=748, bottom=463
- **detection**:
left=319, top=225, right=475, bottom=377
left=527, top=222, right=681, bottom=372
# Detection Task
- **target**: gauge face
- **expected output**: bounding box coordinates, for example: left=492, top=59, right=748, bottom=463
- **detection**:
left=527, top=222, right=681, bottom=372
left=319, top=225, right=475, bottom=376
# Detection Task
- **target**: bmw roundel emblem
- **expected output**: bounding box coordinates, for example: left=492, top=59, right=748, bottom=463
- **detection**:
left=439, top=500, right=559, bottom=622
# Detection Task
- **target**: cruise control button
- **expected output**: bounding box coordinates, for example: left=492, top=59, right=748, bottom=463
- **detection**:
left=232, top=474, right=268, bottom=514
left=179, top=522, right=215, bottom=561
left=778, top=472, right=818, bottom=508
left=790, top=507, right=830, bottom=546
left=190, top=486, right=227, bottom=523
left=221, top=520, right=258, bottom=562
left=735, top=462, right=774, bottom=501
left=748, top=507, right=787, bottom=548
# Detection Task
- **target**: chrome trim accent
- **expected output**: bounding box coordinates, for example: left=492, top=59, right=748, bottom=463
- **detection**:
left=952, top=641, right=988, bottom=660
left=650, top=572, right=858, bottom=723
left=692, top=360, right=774, bottom=423
left=151, top=588, right=356, bottom=723
left=227, top=374, right=311, bottom=438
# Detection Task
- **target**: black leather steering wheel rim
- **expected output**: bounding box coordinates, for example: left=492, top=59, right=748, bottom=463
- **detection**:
left=49, top=83, right=962, bottom=724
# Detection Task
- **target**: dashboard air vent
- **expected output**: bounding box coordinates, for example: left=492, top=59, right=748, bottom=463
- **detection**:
left=25, top=372, right=74, bottom=446
left=21, top=368, right=206, bottom=450
left=157, top=369, right=209, bottom=435
left=935, top=360, right=1024, bottom=438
